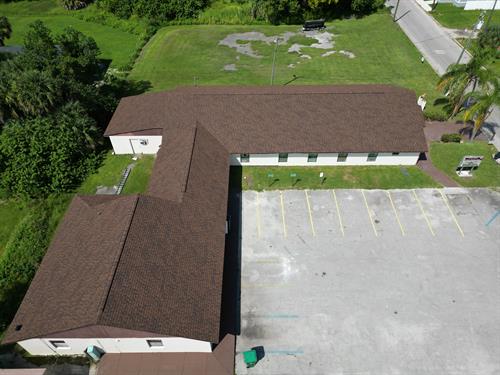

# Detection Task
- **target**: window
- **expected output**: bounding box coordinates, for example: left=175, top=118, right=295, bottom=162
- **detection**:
left=278, top=153, right=288, bottom=162
left=240, top=154, right=250, bottom=163
left=50, top=340, right=69, bottom=349
left=392, top=152, right=400, bottom=156
left=147, top=339, right=164, bottom=348
left=367, top=153, right=378, bottom=162
left=337, top=152, right=348, bottom=162
left=307, top=153, right=318, bottom=162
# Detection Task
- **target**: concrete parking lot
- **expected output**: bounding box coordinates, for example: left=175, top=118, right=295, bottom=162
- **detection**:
left=235, top=188, right=500, bottom=375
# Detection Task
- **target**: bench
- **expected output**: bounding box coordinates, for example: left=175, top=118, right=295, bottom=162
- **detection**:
left=303, top=19, right=326, bottom=31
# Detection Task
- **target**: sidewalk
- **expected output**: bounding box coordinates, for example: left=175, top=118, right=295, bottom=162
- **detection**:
left=417, top=122, right=461, bottom=187
left=417, top=157, right=460, bottom=187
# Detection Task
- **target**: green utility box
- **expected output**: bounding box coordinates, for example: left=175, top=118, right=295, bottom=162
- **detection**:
left=243, top=349, right=258, bottom=368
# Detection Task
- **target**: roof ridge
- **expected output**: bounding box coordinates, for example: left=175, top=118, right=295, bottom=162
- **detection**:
left=97, top=194, right=141, bottom=321
left=190, top=90, right=392, bottom=97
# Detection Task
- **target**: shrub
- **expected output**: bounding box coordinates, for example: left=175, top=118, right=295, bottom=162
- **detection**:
left=424, top=106, right=448, bottom=121
left=441, top=133, right=462, bottom=143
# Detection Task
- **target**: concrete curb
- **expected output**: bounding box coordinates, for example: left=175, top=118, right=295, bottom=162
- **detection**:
left=414, top=0, right=432, bottom=12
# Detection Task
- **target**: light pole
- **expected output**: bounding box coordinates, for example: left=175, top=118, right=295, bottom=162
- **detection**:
left=270, top=38, right=280, bottom=85
left=393, top=0, right=401, bottom=22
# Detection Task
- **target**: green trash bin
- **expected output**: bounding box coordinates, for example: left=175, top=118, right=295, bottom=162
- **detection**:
left=243, top=349, right=258, bottom=368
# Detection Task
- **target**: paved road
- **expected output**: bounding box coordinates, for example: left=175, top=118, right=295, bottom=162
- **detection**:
left=386, top=0, right=470, bottom=75
left=386, top=0, right=500, bottom=150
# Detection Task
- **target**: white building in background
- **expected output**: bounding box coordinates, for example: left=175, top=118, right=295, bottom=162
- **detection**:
left=439, top=0, right=499, bottom=10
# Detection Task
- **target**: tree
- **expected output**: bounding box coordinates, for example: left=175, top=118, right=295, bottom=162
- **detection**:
left=478, top=25, right=500, bottom=55
left=463, top=77, right=500, bottom=140
left=351, top=0, right=384, bottom=14
left=97, top=0, right=209, bottom=22
left=0, top=16, right=12, bottom=47
left=437, top=49, right=492, bottom=118
left=0, top=21, right=107, bottom=125
left=0, top=102, right=100, bottom=197
left=56, top=27, right=101, bottom=84
left=252, top=0, right=304, bottom=24
left=60, top=0, right=91, bottom=10
left=4, top=68, right=61, bottom=118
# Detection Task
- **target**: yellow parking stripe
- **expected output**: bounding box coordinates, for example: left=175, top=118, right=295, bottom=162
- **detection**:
left=412, top=190, right=435, bottom=236
left=280, top=191, right=287, bottom=238
left=304, top=190, right=316, bottom=236
left=331, top=190, right=345, bottom=236
left=256, top=192, right=261, bottom=238
left=439, top=190, right=465, bottom=237
left=361, top=190, right=378, bottom=237
left=387, top=191, right=405, bottom=236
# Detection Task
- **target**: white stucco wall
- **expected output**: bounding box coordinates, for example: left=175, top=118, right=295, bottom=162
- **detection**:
left=110, top=136, right=162, bottom=155
left=230, top=153, right=420, bottom=166
left=18, top=337, right=212, bottom=356
left=464, top=0, right=499, bottom=9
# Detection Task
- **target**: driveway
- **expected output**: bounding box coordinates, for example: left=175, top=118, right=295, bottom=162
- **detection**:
left=235, top=188, right=500, bottom=374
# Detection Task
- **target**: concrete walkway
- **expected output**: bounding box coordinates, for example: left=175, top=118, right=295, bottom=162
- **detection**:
left=417, top=157, right=460, bottom=187
left=386, top=0, right=500, bottom=151
left=416, top=121, right=475, bottom=187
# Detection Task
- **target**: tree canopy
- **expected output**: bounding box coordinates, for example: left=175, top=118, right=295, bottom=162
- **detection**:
left=0, top=16, right=11, bottom=47
left=0, top=21, right=132, bottom=198
left=96, top=0, right=210, bottom=22
left=0, top=103, right=100, bottom=197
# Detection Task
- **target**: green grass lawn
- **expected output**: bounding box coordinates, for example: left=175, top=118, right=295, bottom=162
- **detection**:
left=237, top=166, right=440, bottom=191
left=431, top=4, right=500, bottom=29
left=78, top=152, right=155, bottom=194
left=122, top=155, right=156, bottom=194
left=130, top=12, right=443, bottom=111
left=0, top=200, right=29, bottom=257
left=430, top=141, right=500, bottom=187
left=0, top=0, right=143, bottom=68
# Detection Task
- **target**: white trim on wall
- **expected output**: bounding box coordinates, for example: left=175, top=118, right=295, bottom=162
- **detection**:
left=230, top=152, right=420, bottom=166
left=18, top=337, right=212, bottom=356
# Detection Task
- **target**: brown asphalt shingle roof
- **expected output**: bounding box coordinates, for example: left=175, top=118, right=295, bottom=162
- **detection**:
left=105, top=85, right=427, bottom=153
left=96, top=334, right=235, bottom=375
left=4, top=85, right=426, bottom=349
left=4, top=126, right=229, bottom=345
left=3, top=195, right=139, bottom=343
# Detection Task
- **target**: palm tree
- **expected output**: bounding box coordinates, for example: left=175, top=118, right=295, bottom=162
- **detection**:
left=437, top=49, right=491, bottom=118
left=463, top=77, right=500, bottom=140
left=0, top=16, right=12, bottom=47
left=5, top=69, right=60, bottom=118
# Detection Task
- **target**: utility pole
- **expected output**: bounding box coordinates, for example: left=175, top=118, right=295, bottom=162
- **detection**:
left=456, top=11, right=485, bottom=64
left=270, top=38, right=279, bottom=85
left=485, top=0, right=498, bottom=29
left=393, top=0, right=401, bottom=21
